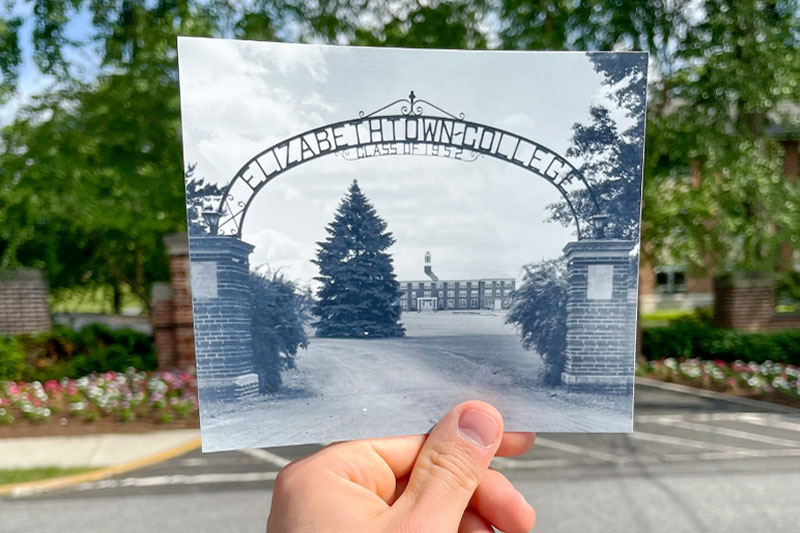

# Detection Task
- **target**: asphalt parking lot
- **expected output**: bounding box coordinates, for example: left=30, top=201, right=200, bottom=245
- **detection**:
left=2, top=379, right=799, bottom=532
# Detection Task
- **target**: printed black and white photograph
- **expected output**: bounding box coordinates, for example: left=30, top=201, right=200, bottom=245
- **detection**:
left=177, top=37, right=647, bottom=451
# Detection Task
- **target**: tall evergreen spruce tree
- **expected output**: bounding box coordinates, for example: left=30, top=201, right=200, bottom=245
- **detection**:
left=312, top=181, right=405, bottom=338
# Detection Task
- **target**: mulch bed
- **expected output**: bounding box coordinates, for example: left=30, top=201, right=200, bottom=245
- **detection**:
left=0, top=416, right=199, bottom=439
left=643, top=374, right=800, bottom=410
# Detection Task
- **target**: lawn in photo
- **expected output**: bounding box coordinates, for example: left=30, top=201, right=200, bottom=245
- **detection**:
left=177, top=38, right=647, bottom=451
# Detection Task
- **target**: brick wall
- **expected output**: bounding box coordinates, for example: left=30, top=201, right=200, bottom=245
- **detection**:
left=0, top=269, right=51, bottom=335
left=561, top=240, right=637, bottom=394
left=152, top=281, right=176, bottom=368
left=713, top=274, right=800, bottom=331
left=152, top=234, right=196, bottom=369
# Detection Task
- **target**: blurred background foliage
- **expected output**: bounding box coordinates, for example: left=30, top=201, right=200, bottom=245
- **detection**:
left=0, top=323, right=155, bottom=382
left=0, top=0, right=799, bottom=314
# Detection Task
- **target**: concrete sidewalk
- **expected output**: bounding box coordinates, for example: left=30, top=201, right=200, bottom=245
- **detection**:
left=0, top=430, right=200, bottom=469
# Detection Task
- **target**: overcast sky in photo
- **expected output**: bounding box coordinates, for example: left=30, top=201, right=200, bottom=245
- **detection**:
left=178, top=38, right=632, bottom=286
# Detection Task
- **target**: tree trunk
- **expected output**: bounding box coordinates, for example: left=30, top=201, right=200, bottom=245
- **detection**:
left=112, top=281, right=122, bottom=314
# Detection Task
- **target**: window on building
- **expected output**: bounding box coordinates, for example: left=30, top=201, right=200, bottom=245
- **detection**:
left=424, top=291, right=431, bottom=297
left=470, top=298, right=479, bottom=308
left=424, top=282, right=431, bottom=289
left=484, top=290, right=492, bottom=297
left=471, top=290, right=478, bottom=297
left=459, top=290, right=466, bottom=297
left=655, top=266, right=688, bottom=294
left=448, top=299, right=455, bottom=307
left=411, top=299, right=417, bottom=309
left=459, top=298, right=466, bottom=308
left=448, top=282, right=455, bottom=288
left=400, top=300, right=407, bottom=310
left=447, top=290, right=454, bottom=297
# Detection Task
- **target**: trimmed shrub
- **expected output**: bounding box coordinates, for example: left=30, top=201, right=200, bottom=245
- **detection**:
left=249, top=270, right=311, bottom=393
left=642, top=314, right=800, bottom=365
left=506, top=259, right=568, bottom=385
left=0, top=337, right=25, bottom=381
left=7, top=324, right=156, bottom=381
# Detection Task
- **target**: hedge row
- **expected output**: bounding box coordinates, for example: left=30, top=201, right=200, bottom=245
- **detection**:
left=642, top=316, right=800, bottom=365
left=0, top=324, right=156, bottom=382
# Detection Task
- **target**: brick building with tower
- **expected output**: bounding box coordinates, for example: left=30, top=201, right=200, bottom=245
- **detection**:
left=397, top=252, right=515, bottom=312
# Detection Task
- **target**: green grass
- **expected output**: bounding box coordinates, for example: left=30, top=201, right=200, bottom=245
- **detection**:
left=641, top=308, right=696, bottom=328
left=0, top=466, right=96, bottom=485
left=50, top=285, right=143, bottom=314
left=641, top=309, right=695, bottom=322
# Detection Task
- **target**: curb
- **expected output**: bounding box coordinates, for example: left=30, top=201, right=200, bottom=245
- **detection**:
left=635, top=377, right=800, bottom=414
left=0, top=436, right=202, bottom=498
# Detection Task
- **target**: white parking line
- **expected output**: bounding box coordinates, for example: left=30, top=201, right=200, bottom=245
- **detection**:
left=239, top=448, right=291, bottom=468
left=533, top=438, right=628, bottom=465
left=6, top=472, right=281, bottom=496
left=735, top=413, right=800, bottom=434
left=663, top=447, right=800, bottom=463
left=492, top=458, right=573, bottom=470
left=655, top=418, right=800, bottom=448
left=629, top=431, right=749, bottom=452
left=179, top=458, right=212, bottom=467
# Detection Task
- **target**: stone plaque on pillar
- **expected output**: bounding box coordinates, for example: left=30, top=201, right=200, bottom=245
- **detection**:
left=190, top=262, right=218, bottom=300
left=587, top=264, right=614, bottom=300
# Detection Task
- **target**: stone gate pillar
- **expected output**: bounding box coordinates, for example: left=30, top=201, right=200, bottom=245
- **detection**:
left=0, top=269, right=51, bottom=335
left=189, top=236, right=259, bottom=402
left=561, top=239, right=637, bottom=394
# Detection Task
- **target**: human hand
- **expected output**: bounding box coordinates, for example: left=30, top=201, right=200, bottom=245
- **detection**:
left=267, top=401, right=536, bottom=532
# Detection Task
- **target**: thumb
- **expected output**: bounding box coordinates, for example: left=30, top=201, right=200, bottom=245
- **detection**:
left=395, top=401, right=503, bottom=529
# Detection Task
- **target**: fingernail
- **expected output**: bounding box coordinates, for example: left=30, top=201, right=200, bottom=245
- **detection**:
left=458, top=409, right=499, bottom=448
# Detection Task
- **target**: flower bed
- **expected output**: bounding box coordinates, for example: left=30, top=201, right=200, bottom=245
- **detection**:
left=0, top=369, right=198, bottom=427
left=637, top=358, right=800, bottom=407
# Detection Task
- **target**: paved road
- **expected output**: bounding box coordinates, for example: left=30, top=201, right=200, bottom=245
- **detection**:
left=202, top=312, right=629, bottom=450
left=2, top=381, right=799, bottom=532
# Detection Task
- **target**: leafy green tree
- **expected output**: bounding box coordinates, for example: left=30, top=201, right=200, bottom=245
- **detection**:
left=248, top=269, right=311, bottom=393
left=312, top=180, right=405, bottom=338
left=0, top=72, right=185, bottom=312
left=639, top=0, right=800, bottom=274
left=0, top=0, right=285, bottom=312
left=3, top=0, right=798, bottom=316
left=287, top=0, right=800, bottom=275
left=502, top=1, right=800, bottom=274
left=352, top=2, right=487, bottom=49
